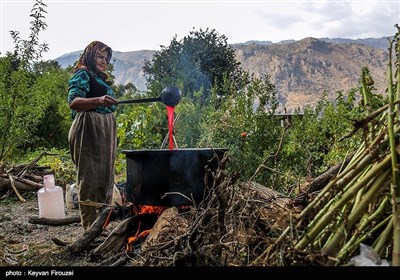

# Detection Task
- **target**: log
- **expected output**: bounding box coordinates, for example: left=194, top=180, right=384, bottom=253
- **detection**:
left=242, top=181, right=292, bottom=207
left=0, top=175, right=42, bottom=191
left=91, top=216, right=136, bottom=258
left=306, top=155, right=352, bottom=193
left=141, top=207, right=188, bottom=253
left=28, top=215, right=81, bottom=226
left=24, top=174, right=43, bottom=183
left=92, top=213, right=158, bottom=257
left=67, top=206, right=115, bottom=254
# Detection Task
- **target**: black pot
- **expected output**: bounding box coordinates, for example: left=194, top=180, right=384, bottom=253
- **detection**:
left=121, top=148, right=228, bottom=206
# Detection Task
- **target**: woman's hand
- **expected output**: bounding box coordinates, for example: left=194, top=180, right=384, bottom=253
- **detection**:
left=70, top=96, right=118, bottom=111
left=98, top=95, right=118, bottom=107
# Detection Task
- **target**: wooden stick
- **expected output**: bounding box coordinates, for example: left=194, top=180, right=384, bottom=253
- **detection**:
left=7, top=173, right=25, bottom=202
left=28, top=215, right=81, bottom=226
left=16, top=152, right=58, bottom=178
left=0, top=174, right=43, bottom=190
left=67, top=206, right=115, bottom=254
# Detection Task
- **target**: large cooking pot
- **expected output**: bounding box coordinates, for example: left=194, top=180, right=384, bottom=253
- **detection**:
left=122, top=148, right=228, bottom=206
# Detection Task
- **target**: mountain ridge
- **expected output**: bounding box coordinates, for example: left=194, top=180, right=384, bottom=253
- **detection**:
left=56, top=36, right=390, bottom=110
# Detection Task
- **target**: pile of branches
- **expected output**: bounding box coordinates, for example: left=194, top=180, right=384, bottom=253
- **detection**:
left=124, top=156, right=300, bottom=266
left=257, top=28, right=400, bottom=266
left=0, top=152, right=55, bottom=201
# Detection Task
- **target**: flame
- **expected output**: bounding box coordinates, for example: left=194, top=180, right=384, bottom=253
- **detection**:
left=126, top=220, right=152, bottom=251
left=125, top=204, right=190, bottom=251
left=131, top=204, right=166, bottom=216
left=125, top=204, right=166, bottom=251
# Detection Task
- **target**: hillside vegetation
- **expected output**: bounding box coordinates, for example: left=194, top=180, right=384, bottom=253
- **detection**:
left=57, top=37, right=390, bottom=111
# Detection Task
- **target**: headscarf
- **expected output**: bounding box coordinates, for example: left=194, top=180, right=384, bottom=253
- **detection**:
left=74, top=41, right=112, bottom=81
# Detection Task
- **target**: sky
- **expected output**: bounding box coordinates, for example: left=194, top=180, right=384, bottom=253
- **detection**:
left=0, top=0, right=399, bottom=61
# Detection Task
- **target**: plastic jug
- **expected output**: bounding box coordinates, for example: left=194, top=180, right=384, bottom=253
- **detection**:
left=111, top=184, right=123, bottom=206
left=65, top=183, right=78, bottom=209
left=38, top=174, right=66, bottom=219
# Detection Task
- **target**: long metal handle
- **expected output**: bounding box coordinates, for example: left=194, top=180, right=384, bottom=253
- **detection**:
left=118, top=96, right=161, bottom=104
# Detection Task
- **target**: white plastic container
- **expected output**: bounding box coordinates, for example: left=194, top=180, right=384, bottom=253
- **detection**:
left=112, top=184, right=123, bottom=206
left=65, top=183, right=122, bottom=208
left=65, top=183, right=78, bottom=209
left=38, top=174, right=66, bottom=219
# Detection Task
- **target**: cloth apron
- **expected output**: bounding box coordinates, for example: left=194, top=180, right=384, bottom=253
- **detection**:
left=68, top=111, right=116, bottom=230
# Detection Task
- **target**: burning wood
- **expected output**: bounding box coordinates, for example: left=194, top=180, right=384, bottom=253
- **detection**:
left=54, top=156, right=237, bottom=266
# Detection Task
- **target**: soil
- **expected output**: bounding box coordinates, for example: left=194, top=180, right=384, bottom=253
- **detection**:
left=0, top=179, right=300, bottom=270
left=0, top=191, right=96, bottom=267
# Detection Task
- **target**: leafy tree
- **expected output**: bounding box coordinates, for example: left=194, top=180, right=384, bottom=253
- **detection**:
left=28, top=63, right=71, bottom=150
left=0, top=0, right=67, bottom=160
left=9, top=0, right=48, bottom=65
left=197, top=73, right=280, bottom=183
left=130, top=27, right=251, bottom=154
left=0, top=54, right=49, bottom=160
left=143, top=28, right=243, bottom=105
left=113, top=82, right=137, bottom=99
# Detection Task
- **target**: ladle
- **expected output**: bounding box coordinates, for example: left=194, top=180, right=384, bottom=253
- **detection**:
left=118, top=86, right=181, bottom=107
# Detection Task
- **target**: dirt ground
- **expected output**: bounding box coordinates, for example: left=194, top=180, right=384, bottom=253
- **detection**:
left=0, top=191, right=99, bottom=267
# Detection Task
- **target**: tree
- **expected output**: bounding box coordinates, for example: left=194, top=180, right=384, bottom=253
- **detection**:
left=28, top=62, right=71, bottom=151
left=9, top=0, right=49, bottom=66
left=143, top=28, right=243, bottom=105
left=196, top=73, right=280, bottom=184
left=0, top=0, right=67, bottom=160
left=0, top=54, right=49, bottom=160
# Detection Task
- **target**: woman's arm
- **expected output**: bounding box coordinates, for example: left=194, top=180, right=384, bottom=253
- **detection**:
left=69, top=95, right=117, bottom=111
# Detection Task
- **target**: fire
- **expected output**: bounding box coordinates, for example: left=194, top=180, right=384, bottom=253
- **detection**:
left=125, top=204, right=189, bottom=251
left=125, top=204, right=167, bottom=251
left=131, top=204, right=166, bottom=216
left=126, top=224, right=152, bottom=248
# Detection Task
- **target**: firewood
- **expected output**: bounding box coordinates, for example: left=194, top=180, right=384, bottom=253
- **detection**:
left=305, top=155, right=352, bottom=193
left=92, top=213, right=158, bottom=258
left=110, top=255, right=128, bottom=266
left=51, top=237, right=69, bottom=247
left=15, top=152, right=58, bottom=178
left=7, top=173, right=25, bottom=202
left=243, top=181, right=292, bottom=207
left=67, top=206, right=115, bottom=254
left=99, top=251, right=124, bottom=266
left=91, top=216, right=136, bottom=258
left=28, top=215, right=81, bottom=226
left=0, top=175, right=43, bottom=191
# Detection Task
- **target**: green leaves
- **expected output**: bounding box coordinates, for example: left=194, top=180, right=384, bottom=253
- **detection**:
left=143, top=28, right=242, bottom=105
left=9, top=0, right=49, bottom=65
left=116, top=101, right=165, bottom=150
left=0, top=55, right=45, bottom=159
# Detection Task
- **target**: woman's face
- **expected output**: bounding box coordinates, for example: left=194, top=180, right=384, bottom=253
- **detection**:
left=95, top=50, right=109, bottom=72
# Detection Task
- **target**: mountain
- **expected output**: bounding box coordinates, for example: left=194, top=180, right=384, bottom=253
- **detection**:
left=318, top=36, right=392, bottom=50
left=234, top=37, right=389, bottom=110
left=237, top=36, right=391, bottom=50
left=55, top=36, right=390, bottom=110
left=56, top=50, right=156, bottom=91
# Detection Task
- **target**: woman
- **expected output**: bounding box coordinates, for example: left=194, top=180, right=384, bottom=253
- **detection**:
left=67, top=41, right=118, bottom=230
